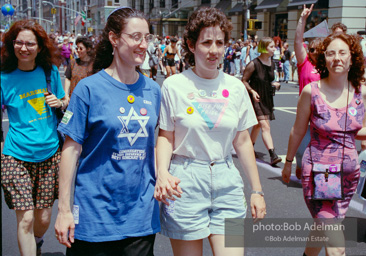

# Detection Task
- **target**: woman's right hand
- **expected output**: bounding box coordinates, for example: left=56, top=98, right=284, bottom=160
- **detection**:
left=55, top=211, right=75, bottom=248
left=251, top=90, right=260, bottom=102
left=282, top=162, right=292, bottom=183
left=301, top=4, right=313, bottom=20
left=154, top=170, right=183, bottom=205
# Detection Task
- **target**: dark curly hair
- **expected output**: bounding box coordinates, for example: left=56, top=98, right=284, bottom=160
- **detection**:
left=75, top=36, right=95, bottom=58
left=92, top=7, right=147, bottom=74
left=183, top=7, right=232, bottom=67
left=1, top=20, right=60, bottom=73
left=315, top=33, right=365, bottom=93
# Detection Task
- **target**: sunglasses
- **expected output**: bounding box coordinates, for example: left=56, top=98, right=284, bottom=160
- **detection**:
left=309, top=48, right=316, bottom=53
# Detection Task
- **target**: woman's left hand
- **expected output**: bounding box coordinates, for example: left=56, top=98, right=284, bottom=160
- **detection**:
left=250, top=194, right=266, bottom=222
left=44, top=92, right=62, bottom=108
left=272, top=82, right=281, bottom=91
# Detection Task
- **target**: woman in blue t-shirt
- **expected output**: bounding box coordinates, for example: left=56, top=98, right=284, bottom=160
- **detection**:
left=1, top=20, right=67, bottom=255
left=55, top=7, right=161, bottom=255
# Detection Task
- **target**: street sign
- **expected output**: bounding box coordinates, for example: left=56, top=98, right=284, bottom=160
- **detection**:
left=51, top=8, right=57, bottom=14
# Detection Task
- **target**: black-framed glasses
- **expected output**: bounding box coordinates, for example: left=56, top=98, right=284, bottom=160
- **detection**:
left=13, top=40, right=37, bottom=50
left=121, top=32, right=154, bottom=44
left=309, top=48, right=316, bottom=53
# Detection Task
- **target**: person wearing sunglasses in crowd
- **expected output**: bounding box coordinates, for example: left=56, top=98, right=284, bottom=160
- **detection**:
left=64, top=36, right=95, bottom=99
left=154, top=7, right=265, bottom=256
left=54, top=7, right=161, bottom=255
left=294, top=4, right=322, bottom=179
left=283, top=32, right=365, bottom=256
left=1, top=20, right=67, bottom=256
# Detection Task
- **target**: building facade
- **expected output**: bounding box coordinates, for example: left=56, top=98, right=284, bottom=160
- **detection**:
left=1, top=0, right=365, bottom=44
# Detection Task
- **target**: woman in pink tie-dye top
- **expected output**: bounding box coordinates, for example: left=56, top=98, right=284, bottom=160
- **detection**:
left=282, top=33, right=366, bottom=256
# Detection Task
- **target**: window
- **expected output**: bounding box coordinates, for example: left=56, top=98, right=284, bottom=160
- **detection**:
left=132, top=0, right=136, bottom=9
left=149, top=0, right=154, bottom=11
left=140, top=0, right=144, bottom=12
left=172, top=0, right=178, bottom=9
left=160, top=0, right=165, bottom=8
left=202, top=0, right=211, bottom=4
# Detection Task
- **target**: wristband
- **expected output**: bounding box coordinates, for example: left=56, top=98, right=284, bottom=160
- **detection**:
left=286, top=158, right=293, bottom=163
left=251, top=190, right=264, bottom=196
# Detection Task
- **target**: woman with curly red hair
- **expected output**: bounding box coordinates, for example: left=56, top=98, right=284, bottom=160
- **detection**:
left=1, top=20, right=67, bottom=256
left=282, top=33, right=365, bottom=256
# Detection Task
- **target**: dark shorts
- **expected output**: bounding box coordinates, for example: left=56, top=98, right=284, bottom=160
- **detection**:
left=66, top=234, right=156, bottom=256
left=1, top=149, right=60, bottom=210
left=165, top=58, right=175, bottom=67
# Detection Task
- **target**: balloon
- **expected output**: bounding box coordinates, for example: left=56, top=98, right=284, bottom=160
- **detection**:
left=1, top=4, right=15, bottom=16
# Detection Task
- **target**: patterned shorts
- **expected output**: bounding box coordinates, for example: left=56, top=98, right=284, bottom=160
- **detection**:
left=1, top=150, right=60, bottom=210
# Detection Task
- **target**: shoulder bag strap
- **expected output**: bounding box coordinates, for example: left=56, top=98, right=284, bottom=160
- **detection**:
left=44, top=68, right=53, bottom=94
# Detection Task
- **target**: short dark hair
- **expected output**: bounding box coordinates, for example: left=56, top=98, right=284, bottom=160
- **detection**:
left=92, top=7, right=147, bottom=74
left=331, top=22, right=347, bottom=34
left=315, top=33, right=364, bottom=92
left=76, top=36, right=95, bottom=58
left=183, top=7, right=232, bottom=66
left=1, top=20, right=59, bottom=72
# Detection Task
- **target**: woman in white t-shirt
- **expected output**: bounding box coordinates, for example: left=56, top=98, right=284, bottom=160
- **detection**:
left=154, top=7, right=266, bottom=256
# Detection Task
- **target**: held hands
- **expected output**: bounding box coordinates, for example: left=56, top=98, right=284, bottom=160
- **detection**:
left=282, top=162, right=292, bottom=183
left=251, top=194, right=266, bottom=222
left=44, top=92, right=62, bottom=108
left=54, top=211, right=75, bottom=248
left=301, top=4, right=313, bottom=20
left=154, top=170, right=183, bottom=205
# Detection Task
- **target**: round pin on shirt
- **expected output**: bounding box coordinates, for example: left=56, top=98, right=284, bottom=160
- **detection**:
left=187, top=107, right=194, bottom=114
left=119, top=107, right=125, bottom=114
left=222, top=89, right=229, bottom=98
left=140, top=108, right=147, bottom=116
left=127, top=95, right=135, bottom=104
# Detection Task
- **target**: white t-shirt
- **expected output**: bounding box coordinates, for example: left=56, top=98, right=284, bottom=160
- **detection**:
left=159, top=69, right=257, bottom=161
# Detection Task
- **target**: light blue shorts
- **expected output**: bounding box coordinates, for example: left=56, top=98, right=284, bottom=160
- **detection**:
left=160, top=155, right=247, bottom=240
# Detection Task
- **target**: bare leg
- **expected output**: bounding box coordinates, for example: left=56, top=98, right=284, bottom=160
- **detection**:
left=259, top=119, right=274, bottom=150
left=171, top=66, right=177, bottom=76
left=166, top=66, right=172, bottom=78
left=170, top=238, right=203, bottom=256
left=33, top=208, right=52, bottom=238
left=208, top=234, right=244, bottom=256
left=16, top=210, right=36, bottom=256
left=250, top=124, right=261, bottom=145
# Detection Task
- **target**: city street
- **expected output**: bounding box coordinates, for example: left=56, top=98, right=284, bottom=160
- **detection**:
left=1, top=70, right=366, bottom=256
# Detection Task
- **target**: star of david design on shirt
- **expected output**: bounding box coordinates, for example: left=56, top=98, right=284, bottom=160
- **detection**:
left=117, top=107, right=150, bottom=146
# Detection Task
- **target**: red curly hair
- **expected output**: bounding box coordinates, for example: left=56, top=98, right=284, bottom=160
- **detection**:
left=315, top=33, right=365, bottom=93
left=1, top=20, right=60, bottom=73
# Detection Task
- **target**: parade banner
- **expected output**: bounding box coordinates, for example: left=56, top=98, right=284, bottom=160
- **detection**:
left=303, top=20, right=330, bottom=38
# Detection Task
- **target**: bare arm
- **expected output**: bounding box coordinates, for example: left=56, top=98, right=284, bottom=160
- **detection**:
left=55, top=136, right=82, bottom=248
left=233, top=130, right=266, bottom=221
left=242, top=61, right=260, bottom=102
left=63, top=78, right=71, bottom=105
left=154, top=129, right=182, bottom=205
left=295, top=4, right=314, bottom=66
left=282, top=84, right=312, bottom=183
left=356, top=84, right=366, bottom=140
left=162, top=46, right=169, bottom=57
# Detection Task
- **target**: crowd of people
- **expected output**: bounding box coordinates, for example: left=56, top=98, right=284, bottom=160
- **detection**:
left=1, top=4, right=366, bottom=256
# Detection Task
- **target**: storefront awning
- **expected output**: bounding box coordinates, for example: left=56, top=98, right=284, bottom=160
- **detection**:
left=288, top=0, right=318, bottom=7
left=255, top=0, right=283, bottom=10
left=215, top=0, right=231, bottom=12
left=228, top=3, right=243, bottom=16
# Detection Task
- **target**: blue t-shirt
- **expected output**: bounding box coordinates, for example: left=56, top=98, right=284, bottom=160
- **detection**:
left=58, top=70, right=161, bottom=242
left=1, top=65, right=64, bottom=162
